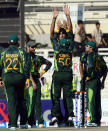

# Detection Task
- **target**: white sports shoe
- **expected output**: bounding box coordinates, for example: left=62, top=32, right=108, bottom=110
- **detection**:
left=38, top=124, right=44, bottom=128
left=10, top=127, right=16, bottom=130
left=68, top=116, right=74, bottom=127
left=68, top=116, right=73, bottom=121
left=49, top=117, right=57, bottom=126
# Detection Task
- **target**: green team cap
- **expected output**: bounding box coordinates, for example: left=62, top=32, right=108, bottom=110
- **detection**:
left=26, top=41, right=36, bottom=47
left=85, top=41, right=96, bottom=48
left=8, top=35, right=19, bottom=43
left=59, top=38, right=69, bottom=46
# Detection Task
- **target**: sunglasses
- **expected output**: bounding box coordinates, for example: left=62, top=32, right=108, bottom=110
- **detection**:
left=30, top=46, right=36, bottom=48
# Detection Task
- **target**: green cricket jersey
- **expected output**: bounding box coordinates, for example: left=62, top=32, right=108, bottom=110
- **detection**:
left=80, top=51, right=107, bottom=79
left=50, top=32, right=74, bottom=72
left=0, top=45, right=31, bottom=79
left=29, top=53, right=52, bottom=78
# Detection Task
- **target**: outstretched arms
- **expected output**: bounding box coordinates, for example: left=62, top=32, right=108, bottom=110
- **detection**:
left=63, top=5, right=73, bottom=33
left=50, top=7, right=59, bottom=38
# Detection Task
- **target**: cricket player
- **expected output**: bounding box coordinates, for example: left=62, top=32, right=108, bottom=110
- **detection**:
left=26, top=41, right=52, bottom=128
left=0, top=35, right=31, bottom=130
left=50, top=6, right=74, bottom=126
left=79, top=41, right=107, bottom=126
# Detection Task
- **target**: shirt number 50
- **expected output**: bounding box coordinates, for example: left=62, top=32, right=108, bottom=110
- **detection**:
left=58, top=57, right=71, bottom=66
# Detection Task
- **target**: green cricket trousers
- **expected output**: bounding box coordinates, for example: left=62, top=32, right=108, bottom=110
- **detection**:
left=4, top=72, right=28, bottom=127
left=51, top=71, right=74, bottom=119
left=26, top=78, right=44, bottom=125
left=86, top=78, right=101, bottom=124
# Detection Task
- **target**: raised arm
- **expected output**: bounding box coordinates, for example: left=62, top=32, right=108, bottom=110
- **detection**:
left=57, top=20, right=63, bottom=31
left=50, top=7, right=59, bottom=38
left=64, top=5, right=73, bottom=33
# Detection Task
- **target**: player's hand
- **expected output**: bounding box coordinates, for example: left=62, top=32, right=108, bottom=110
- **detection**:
left=33, top=82, right=37, bottom=90
left=40, top=70, right=45, bottom=78
left=40, top=72, right=44, bottom=78
left=64, top=5, right=70, bottom=16
left=105, top=43, right=107, bottom=47
left=53, top=7, right=59, bottom=18
left=0, top=81, right=4, bottom=87
left=63, top=20, right=67, bottom=29
left=57, top=20, right=63, bottom=29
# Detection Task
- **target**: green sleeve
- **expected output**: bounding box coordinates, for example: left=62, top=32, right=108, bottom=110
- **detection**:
left=99, top=55, right=107, bottom=74
left=80, top=53, right=84, bottom=63
left=38, top=56, right=52, bottom=72
left=23, top=51, right=31, bottom=79
left=50, top=32, right=58, bottom=47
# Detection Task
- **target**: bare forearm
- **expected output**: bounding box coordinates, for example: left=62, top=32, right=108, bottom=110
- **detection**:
left=79, top=62, right=83, bottom=78
left=92, top=36, right=96, bottom=42
left=78, top=28, right=82, bottom=35
left=66, top=15, right=73, bottom=33
left=102, top=38, right=107, bottom=46
left=50, top=17, right=57, bottom=38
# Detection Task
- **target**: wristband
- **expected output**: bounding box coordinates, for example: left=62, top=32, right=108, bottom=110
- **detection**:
left=66, top=29, right=69, bottom=32
left=42, top=70, right=46, bottom=74
left=86, top=77, right=90, bottom=81
left=56, top=29, right=59, bottom=33
left=26, top=79, right=30, bottom=82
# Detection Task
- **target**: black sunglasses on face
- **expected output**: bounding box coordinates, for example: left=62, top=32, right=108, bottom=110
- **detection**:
left=30, top=46, right=36, bottom=48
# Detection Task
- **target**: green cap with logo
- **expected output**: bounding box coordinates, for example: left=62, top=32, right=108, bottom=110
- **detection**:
left=85, top=41, right=96, bottom=48
left=26, top=41, right=36, bottom=47
left=59, top=38, right=70, bottom=46
left=8, top=35, right=19, bottom=43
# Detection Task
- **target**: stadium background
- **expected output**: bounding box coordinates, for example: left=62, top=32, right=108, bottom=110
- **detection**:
left=0, top=0, right=108, bottom=128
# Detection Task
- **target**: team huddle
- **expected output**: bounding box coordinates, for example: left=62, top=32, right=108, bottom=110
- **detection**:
left=0, top=6, right=107, bottom=130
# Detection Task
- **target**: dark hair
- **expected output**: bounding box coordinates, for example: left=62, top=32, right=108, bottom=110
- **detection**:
left=96, top=21, right=100, bottom=26
left=86, top=34, right=92, bottom=39
left=77, top=20, right=83, bottom=25
left=59, top=28, right=67, bottom=35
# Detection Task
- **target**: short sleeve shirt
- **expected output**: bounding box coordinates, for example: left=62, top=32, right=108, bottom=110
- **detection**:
left=92, top=28, right=103, bottom=45
left=74, top=25, right=86, bottom=43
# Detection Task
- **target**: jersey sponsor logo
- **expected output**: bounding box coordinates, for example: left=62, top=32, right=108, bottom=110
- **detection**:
left=59, top=54, right=70, bottom=58
left=6, top=54, right=18, bottom=58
